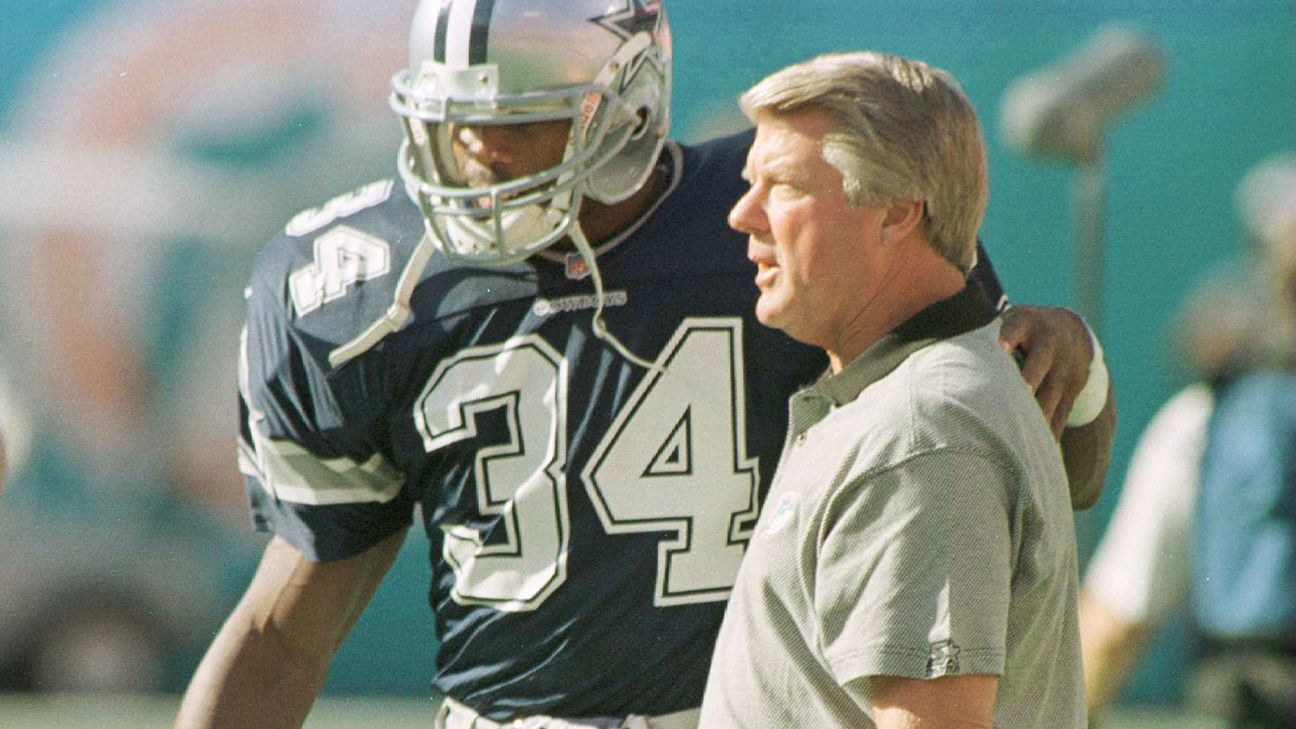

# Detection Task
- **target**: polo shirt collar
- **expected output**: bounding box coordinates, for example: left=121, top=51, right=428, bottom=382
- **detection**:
left=813, top=280, right=999, bottom=407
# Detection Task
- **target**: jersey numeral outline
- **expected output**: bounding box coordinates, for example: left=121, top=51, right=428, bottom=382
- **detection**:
left=289, top=225, right=392, bottom=317
left=413, top=335, right=570, bottom=612
left=583, top=319, right=759, bottom=606
left=415, top=318, right=758, bottom=612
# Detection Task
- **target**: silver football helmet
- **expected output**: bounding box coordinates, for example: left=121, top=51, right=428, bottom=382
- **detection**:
left=390, top=0, right=672, bottom=265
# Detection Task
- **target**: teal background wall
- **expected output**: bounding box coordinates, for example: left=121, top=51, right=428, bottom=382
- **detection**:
left=0, top=0, right=1291, bottom=706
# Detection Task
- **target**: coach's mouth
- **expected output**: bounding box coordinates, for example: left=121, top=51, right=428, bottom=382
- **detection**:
left=748, top=242, right=778, bottom=287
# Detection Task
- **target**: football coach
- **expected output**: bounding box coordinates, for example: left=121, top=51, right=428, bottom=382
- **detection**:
left=699, top=51, right=1092, bottom=728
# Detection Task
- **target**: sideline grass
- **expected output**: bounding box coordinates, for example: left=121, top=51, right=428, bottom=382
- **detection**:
left=0, top=693, right=1228, bottom=728
left=0, top=694, right=439, bottom=728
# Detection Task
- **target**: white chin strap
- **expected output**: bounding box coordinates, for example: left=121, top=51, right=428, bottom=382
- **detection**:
left=567, top=222, right=663, bottom=374
left=328, top=218, right=666, bottom=375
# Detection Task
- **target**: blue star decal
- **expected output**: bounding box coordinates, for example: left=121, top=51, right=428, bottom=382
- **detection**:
left=590, top=0, right=662, bottom=41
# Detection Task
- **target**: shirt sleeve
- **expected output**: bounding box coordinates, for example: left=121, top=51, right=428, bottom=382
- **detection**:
left=814, top=448, right=1015, bottom=687
left=1083, top=384, right=1212, bottom=624
left=237, top=265, right=413, bottom=562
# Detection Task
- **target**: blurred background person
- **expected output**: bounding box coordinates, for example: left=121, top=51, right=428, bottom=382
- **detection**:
left=1080, top=152, right=1296, bottom=728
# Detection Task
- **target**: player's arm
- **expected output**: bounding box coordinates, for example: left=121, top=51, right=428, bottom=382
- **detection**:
left=1059, top=377, right=1115, bottom=509
left=868, top=674, right=999, bottom=729
left=176, top=224, right=409, bottom=721
left=997, top=305, right=1116, bottom=509
left=174, top=529, right=406, bottom=729
left=967, top=244, right=1116, bottom=508
left=178, top=250, right=412, bottom=729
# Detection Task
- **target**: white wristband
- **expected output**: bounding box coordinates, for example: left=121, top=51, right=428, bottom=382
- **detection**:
left=1066, top=326, right=1109, bottom=428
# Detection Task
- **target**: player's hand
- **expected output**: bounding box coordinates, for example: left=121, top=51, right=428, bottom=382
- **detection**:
left=998, top=305, right=1093, bottom=439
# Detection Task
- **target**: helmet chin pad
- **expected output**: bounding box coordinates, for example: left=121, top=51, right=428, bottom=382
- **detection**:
left=439, top=198, right=574, bottom=263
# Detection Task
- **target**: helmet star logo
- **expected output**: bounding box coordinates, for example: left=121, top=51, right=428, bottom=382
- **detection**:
left=590, top=0, right=662, bottom=41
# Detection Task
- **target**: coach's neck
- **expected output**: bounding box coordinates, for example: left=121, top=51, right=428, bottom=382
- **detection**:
left=827, top=221, right=967, bottom=374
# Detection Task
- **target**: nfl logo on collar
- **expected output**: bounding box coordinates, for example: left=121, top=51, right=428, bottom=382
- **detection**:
left=565, top=252, right=592, bottom=280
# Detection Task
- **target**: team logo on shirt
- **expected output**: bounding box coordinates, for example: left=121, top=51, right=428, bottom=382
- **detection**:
left=761, top=491, right=799, bottom=536
left=532, top=290, right=628, bottom=318
left=926, top=640, right=962, bottom=677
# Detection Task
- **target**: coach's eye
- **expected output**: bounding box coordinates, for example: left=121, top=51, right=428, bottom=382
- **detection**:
left=771, top=181, right=804, bottom=199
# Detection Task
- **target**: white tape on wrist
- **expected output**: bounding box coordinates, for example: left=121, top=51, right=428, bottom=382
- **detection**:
left=1066, top=326, right=1109, bottom=428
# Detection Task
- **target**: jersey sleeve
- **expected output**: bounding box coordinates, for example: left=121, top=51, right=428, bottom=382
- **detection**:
left=237, top=260, right=413, bottom=562
left=814, top=449, right=1014, bottom=689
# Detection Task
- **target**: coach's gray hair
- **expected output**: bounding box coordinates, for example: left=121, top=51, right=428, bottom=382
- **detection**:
left=740, top=51, right=988, bottom=272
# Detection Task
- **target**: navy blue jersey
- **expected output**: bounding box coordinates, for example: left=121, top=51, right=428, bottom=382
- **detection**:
left=238, top=130, right=1006, bottom=720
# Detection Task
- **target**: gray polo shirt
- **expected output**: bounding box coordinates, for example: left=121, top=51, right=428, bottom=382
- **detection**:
left=699, top=286, right=1085, bottom=728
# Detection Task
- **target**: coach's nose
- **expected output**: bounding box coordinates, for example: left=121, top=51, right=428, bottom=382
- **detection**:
left=728, top=184, right=768, bottom=236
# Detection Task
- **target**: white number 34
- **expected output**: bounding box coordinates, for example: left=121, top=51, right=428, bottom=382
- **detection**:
left=413, top=318, right=760, bottom=612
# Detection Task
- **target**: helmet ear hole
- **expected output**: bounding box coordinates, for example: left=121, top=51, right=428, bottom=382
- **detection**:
left=629, top=107, right=651, bottom=140
left=584, top=56, right=668, bottom=205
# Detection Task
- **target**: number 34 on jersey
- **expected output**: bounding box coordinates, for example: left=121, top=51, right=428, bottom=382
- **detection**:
left=413, top=318, right=761, bottom=612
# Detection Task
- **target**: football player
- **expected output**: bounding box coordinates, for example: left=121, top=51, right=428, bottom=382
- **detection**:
left=175, top=1, right=1114, bottom=727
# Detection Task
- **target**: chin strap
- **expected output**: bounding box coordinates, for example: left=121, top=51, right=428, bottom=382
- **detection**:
left=327, top=231, right=435, bottom=369
left=568, top=222, right=664, bottom=375
left=326, top=218, right=665, bottom=375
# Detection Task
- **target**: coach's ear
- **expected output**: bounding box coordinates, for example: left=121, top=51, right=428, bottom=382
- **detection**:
left=879, top=199, right=925, bottom=246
